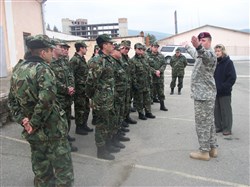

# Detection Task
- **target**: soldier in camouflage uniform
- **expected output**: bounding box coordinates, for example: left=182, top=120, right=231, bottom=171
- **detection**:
left=8, top=35, right=74, bottom=186
left=120, top=40, right=137, bottom=125
left=50, top=39, right=78, bottom=152
left=110, top=43, right=130, bottom=149
left=186, top=32, right=218, bottom=161
left=85, top=34, right=118, bottom=160
left=69, top=41, right=93, bottom=135
left=147, top=42, right=168, bottom=111
left=170, top=47, right=187, bottom=95
left=131, top=43, right=156, bottom=120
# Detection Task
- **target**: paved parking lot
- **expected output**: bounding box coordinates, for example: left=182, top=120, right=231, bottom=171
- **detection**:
left=0, top=61, right=249, bottom=186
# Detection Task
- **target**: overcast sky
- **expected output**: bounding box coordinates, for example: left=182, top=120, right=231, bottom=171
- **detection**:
left=44, top=0, right=249, bottom=34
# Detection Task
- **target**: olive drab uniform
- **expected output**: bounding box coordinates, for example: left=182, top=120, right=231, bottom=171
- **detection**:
left=170, top=53, right=187, bottom=93
left=186, top=45, right=218, bottom=152
left=85, top=51, right=115, bottom=148
left=69, top=52, right=90, bottom=131
left=147, top=50, right=167, bottom=101
left=50, top=57, right=74, bottom=129
left=8, top=53, right=74, bottom=186
left=110, top=56, right=127, bottom=134
left=130, top=52, right=153, bottom=118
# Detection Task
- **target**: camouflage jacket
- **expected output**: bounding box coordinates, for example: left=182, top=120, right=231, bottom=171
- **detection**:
left=69, top=52, right=88, bottom=94
left=147, top=51, right=166, bottom=83
left=186, top=45, right=217, bottom=100
left=121, top=54, right=132, bottom=86
left=111, top=56, right=127, bottom=94
left=50, top=57, right=74, bottom=100
left=170, top=54, right=187, bottom=76
left=85, top=51, right=115, bottom=110
left=8, top=56, right=68, bottom=142
left=130, top=54, right=151, bottom=92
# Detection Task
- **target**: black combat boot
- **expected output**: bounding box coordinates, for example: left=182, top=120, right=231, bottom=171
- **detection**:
left=153, top=98, right=160, bottom=103
left=106, top=139, right=120, bottom=153
left=122, top=120, right=129, bottom=128
left=121, top=126, right=130, bottom=132
left=82, top=123, right=94, bottom=132
left=130, top=107, right=136, bottom=112
left=67, top=135, right=76, bottom=142
left=69, top=142, right=78, bottom=152
left=112, top=135, right=126, bottom=149
left=170, top=88, right=174, bottom=95
left=97, top=146, right=115, bottom=160
left=75, top=126, right=88, bottom=135
left=138, top=112, right=147, bottom=120
left=125, top=116, right=137, bottom=124
left=145, top=112, right=156, bottom=118
left=178, top=88, right=182, bottom=95
left=160, top=101, right=168, bottom=111
left=117, top=131, right=130, bottom=142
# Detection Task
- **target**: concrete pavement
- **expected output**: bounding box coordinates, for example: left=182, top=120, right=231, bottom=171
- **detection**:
left=0, top=61, right=249, bottom=186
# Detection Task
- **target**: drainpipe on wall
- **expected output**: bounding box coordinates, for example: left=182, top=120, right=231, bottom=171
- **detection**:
left=39, top=0, right=47, bottom=34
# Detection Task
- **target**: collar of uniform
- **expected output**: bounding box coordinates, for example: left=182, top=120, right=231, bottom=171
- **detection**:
left=25, top=55, right=45, bottom=63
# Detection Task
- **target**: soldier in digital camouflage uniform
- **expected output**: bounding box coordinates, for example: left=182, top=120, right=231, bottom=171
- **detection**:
left=147, top=42, right=168, bottom=111
left=170, top=47, right=187, bottom=95
left=186, top=32, right=218, bottom=161
left=119, top=40, right=137, bottom=128
left=85, top=34, right=118, bottom=160
left=131, top=43, right=156, bottom=120
left=69, top=41, right=93, bottom=135
left=50, top=39, right=78, bottom=152
left=8, top=34, right=74, bottom=186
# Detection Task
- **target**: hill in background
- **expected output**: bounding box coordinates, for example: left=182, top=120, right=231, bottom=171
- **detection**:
left=128, top=29, right=172, bottom=40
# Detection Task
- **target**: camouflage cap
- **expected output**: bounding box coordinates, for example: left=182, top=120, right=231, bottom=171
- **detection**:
left=60, top=40, right=70, bottom=48
left=151, top=41, right=159, bottom=47
left=113, top=43, right=122, bottom=51
left=51, top=38, right=65, bottom=46
left=75, top=41, right=87, bottom=48
left=175, top=47, right=181, bottom=52
left=26, top=34, right=55, bottom=49
left=96, top=34, right=115, bottom=46
left=121, top=40, right=131, bottom=48
left=134, top=43, right=144, bottom=49
left=94, top=45, right=100, bottom=50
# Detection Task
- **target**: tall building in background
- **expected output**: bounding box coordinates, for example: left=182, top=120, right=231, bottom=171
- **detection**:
left=62, top=18, right=128, bottom=39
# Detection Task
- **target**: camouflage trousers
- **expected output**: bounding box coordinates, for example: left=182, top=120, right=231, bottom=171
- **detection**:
left=194, top=100, right=217, bottom=152
left=134, top=90, right=151, bottom=114
left=112, top=91, right=126, bottom=134
left=95, top=109, right=115, bottom=147
left=123, top=87, right=132, bottom=119
left=59, top=97, right=72, bottom=131
left=170, top=75, right=184, bottom=89
left=152, top=82, right=165, bottom=101
left=74, top=93, right=90, bottom=126
left=30, top=139, right=74, bottom=187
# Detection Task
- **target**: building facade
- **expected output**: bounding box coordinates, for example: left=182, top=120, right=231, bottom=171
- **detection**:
left=62, top=18, right=128, bottom=39
left=158, top=25, right=250, bottom=60
left=0, top=0, right=46, bottom=77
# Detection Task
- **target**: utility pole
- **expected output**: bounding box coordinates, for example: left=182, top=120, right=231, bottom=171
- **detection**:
left=174, top=10, right=178, bottom=35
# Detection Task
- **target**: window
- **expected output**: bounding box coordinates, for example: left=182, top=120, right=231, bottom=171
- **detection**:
left=23, top=32, right=31, bottom=53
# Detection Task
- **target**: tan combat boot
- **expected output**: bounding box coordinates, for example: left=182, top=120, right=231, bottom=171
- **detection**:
left=209, top=148, right=218, bottom=158
left=190, top=151, right=210, bottom=161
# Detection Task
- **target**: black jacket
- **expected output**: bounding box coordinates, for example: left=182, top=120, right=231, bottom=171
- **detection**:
left=214, top=56, right=237, bottom=97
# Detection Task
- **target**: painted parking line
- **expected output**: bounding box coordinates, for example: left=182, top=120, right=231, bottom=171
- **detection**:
left=0, top=134, right=249, bottom=187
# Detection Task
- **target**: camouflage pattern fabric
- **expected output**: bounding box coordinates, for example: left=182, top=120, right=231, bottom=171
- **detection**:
left=121, top=54, right=133, bottom=119
left=69, top=52, right=90, bottom=126
left=130, top=54, right=152, bottom=113
left=86, top=51, right=115, bottom=146
left=8, top=55, right=74, bottom=186
left=111, top=56, right=127, bottom=133
left=194, top=100, right=217, bottom=151
left=147, top=50, right=166, bottom=101
left=50, top=58, right=74, bottom=127
left=170, top=54, right=187, bottom=89
left=186, top=46, right=217, bottom=100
